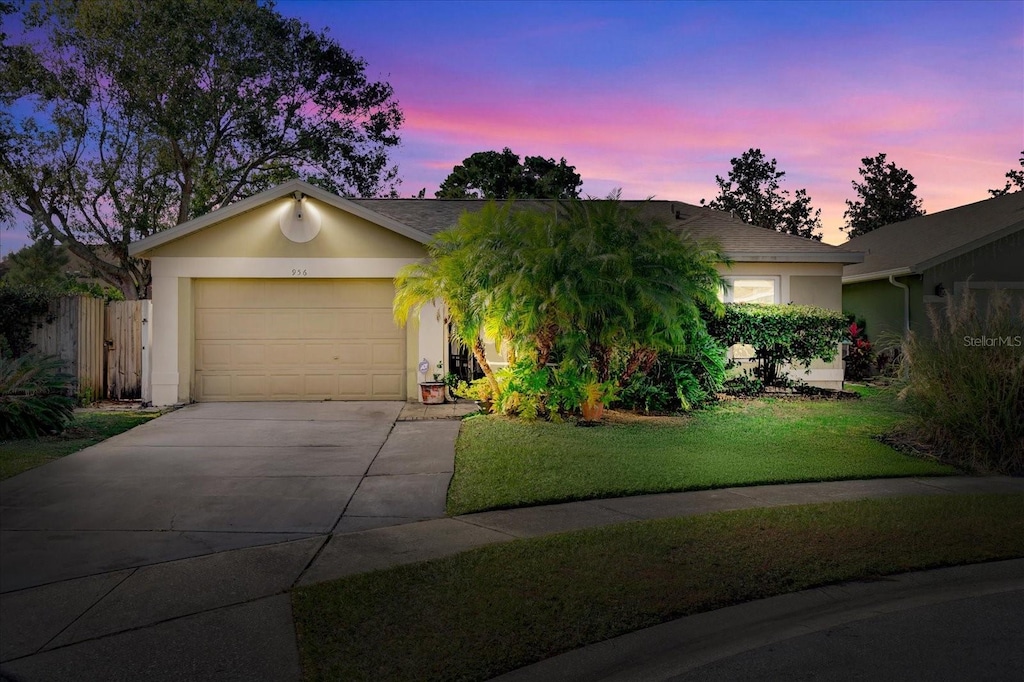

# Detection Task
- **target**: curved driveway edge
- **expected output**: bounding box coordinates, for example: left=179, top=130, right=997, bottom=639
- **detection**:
left=491, top=559, right=1024, bottom=682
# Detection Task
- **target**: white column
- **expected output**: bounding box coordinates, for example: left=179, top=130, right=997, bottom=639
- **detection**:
left=416, top=300, right=446, bottom=402
left=149, top=273, right=180, bottom=406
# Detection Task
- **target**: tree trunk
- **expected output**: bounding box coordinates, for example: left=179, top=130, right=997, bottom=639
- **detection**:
left=589, top=342, right=613, bottom=383
left=619, top=346, right=659, bottom=386
left=473, top=337, right=501, bottom=399
left=534, top=322, right=558, bottom=368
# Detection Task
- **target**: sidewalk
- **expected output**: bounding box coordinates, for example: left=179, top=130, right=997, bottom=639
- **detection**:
left=2, top=445, right=1022, bottom=681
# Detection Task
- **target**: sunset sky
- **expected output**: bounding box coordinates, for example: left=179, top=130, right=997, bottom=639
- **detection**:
left=2, top=0, right=1021, bottom=254
left=288, top=0, right=1023, bottom=245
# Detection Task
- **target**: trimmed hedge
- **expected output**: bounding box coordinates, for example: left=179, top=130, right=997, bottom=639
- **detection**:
left=707, top=303, right=847, bottom=386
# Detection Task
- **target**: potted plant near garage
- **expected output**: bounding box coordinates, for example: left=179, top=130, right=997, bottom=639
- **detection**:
left=418, top=360, right=446, bottom=404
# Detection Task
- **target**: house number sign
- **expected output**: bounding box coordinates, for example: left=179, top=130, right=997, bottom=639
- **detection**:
left=291, top=268, right=308, bottom=277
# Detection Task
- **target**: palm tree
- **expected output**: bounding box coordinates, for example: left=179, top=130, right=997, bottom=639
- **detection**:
left=394, top=202, right=524, bottom=399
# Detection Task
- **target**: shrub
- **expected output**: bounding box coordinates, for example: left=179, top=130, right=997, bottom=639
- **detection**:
left=706, top=303, right=847, bottom=387
left=844, top=317, right=875, bottom=381
left=0, top=283, right=54, bottom=358
left=0, top=354, right=77, bottom=439
left=898, top=288, right=1024, bottom=475
left=617, top=330, right=726, bottom=413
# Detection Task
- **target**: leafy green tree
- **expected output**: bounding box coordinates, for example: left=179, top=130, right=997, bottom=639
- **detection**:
left=989, top=151, right=1024, bottom=197
left=702, top=148, right=823, bottom=241
left=394, top=202, right=529, bottom=399
left=494, top=196, right=725, bottom=384
left=2, top=236, right=73, bottom=289
left=436, top=148, right=582, bottom=199
left=842, top=153, right=925, bottom=237
left=1, top=0, right=403, bottom=298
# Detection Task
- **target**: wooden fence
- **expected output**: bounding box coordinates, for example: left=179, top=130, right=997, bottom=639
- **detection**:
left=28, top=296, right=149, bottom=401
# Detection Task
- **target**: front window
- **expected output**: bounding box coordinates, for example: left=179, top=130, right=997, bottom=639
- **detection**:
left=720, top=277, right=779, bottom=359
left=721, top=278, right=778, bottom=304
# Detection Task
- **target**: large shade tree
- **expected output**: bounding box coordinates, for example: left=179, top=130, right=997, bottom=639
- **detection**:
left=702, top=148, right=823, bottom=241
left=0, top=0, right=403, bottom=298
left=842, top=153, right=924, bottom=237
left=435, top=148, right=582, bottom=200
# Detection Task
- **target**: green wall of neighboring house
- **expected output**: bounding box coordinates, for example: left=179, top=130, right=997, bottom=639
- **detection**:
left=843, top=275, right=924, bottom=348
left=845, top=229, right=1024, bottom=348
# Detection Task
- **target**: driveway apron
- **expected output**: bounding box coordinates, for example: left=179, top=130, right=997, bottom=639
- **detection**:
left=0, top=401, right=407, bottom=593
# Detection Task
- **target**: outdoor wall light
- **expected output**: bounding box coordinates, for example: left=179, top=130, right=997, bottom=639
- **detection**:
left=279, top=191, right=322, bottom=243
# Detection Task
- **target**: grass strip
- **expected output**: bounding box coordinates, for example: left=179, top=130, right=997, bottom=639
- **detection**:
left=0, top=411, right=159, bottom=480
left=293, top=493, right=1024, bottom=682
left=448, top=389, right=956, bottom=515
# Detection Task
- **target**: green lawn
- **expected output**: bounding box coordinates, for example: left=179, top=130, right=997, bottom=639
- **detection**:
left=0, top=411, right=160, bottom=481
left=293, top=493, right=1024, bottom=682
left=448, top=388, right=957, bottom=515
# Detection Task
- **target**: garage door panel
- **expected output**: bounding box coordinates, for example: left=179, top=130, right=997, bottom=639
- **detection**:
left=266, top=312, right=302, bottom=337
left=303, top=311, right=340, bottom=337
left=303, top=344, right=338, bottom=366
left=199, top=374, right=233, bottom=400
left=304, top=374, right=337, bottom=397
left=194, top=279, right=406, bottom=401
left=333, top=311, right=375, bottom=337
left=336, top=342, right=371, bottom=367
left=372, top=341, right=404, bottom=366
left=195, top=311, right=235, bottom=340
left=233, top=375, right=268, bottom=398
left=262, top=343, right=301, bottom=366
left=196, top=342, right=233, bottom=369
left=372, top=374, right=404, bottom=398
left=338, top=374, right=372, bottom=397
left=269, top=374, right=303, bottom=398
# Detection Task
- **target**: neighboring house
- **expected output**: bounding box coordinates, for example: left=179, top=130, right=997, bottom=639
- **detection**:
left=842, top=192, right=1024, bottom=344
left=128, top=180, right=863, bottom=406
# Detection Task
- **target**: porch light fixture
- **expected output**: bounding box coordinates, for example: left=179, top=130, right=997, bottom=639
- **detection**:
left=280, top=191, right=322, bottom=243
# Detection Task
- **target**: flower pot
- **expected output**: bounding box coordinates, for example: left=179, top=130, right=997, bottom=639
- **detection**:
left=419, top=382, right=446, bottom=404
left=580, top=400, right=604, bottom=422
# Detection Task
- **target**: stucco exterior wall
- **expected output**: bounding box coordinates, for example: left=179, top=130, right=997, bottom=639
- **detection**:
left=145, top=197, right=427, bottom=259
left=842, top=276, right=922, bottom=346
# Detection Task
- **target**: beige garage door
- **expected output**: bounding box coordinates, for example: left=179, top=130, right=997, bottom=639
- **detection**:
left=194, top=279, right=406, bottom=401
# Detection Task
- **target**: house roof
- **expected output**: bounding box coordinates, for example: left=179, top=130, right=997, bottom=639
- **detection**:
left=351, top=198, right=863, bottom=264
left=842, top=192, right=1024, bottom=283
left=130, top=179, right=862, bottom=264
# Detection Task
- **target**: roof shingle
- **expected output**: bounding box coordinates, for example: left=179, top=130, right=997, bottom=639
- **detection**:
left=842, top=192, right=1024, bottom=279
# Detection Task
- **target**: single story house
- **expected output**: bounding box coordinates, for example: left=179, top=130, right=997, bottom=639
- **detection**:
left=842, top=192, right=1024, bottom=342
left=129, top=180, right=863, bottom=405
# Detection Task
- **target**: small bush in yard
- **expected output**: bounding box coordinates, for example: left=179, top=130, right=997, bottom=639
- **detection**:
left=706, top=303, right=847, bottom=388
left=899, top=288, right=1024, bottom=475
left=844, top=318, right=875, bottom=381
left=618, top=333, right=727, bottom=413
left=0, top=354, right=77, bottom=439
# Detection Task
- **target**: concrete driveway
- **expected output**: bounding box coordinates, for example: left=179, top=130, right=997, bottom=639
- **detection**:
left=0, top=401, right=460, bottom=592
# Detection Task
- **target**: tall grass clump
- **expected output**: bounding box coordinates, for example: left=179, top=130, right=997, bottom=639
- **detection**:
left=898, top=288, right=1024, bottom=475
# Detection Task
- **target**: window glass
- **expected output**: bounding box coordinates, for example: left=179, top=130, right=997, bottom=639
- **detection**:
left=728, top=278, right=776, bottom=304
left=721, top=278, right=778, bottom=361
